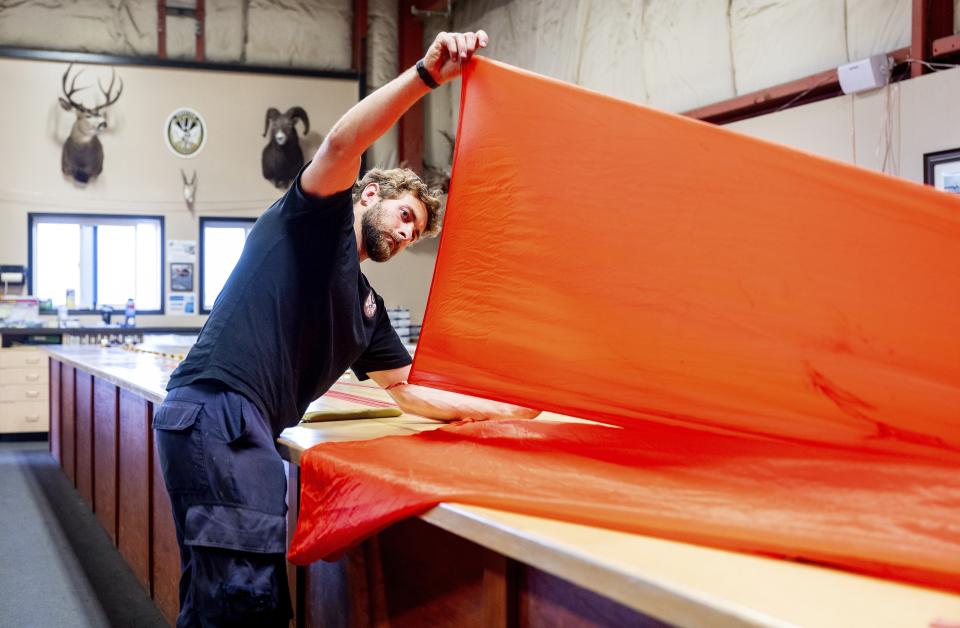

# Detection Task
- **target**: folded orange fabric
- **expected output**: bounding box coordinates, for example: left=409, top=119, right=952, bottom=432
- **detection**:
left=289, top=419, right=960, bottom=592
left=289, top=58, right=960, bottom=590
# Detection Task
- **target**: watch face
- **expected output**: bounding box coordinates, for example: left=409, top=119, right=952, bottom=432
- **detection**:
left=164, top=108, right=206, bottom=157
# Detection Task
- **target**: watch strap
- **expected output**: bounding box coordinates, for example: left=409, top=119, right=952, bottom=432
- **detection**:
left=416, top=59, right=440, bottom=89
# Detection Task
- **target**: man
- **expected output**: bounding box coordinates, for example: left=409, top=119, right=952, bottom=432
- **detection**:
left=153, top=30, right=538, bottom=627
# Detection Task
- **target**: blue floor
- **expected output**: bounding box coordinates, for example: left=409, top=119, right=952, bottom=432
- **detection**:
left=0, top=440, right=168, bottom=627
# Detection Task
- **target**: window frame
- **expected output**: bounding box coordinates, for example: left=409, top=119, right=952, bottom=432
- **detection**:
left=27, top=212, right=166, bottom=315
left=198, top=216, right=257, bottom=314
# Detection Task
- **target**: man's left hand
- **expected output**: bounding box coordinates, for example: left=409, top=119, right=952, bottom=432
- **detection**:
left=422, top=30, right=489, bottom=86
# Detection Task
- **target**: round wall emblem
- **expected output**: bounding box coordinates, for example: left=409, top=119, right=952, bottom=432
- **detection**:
left=164, top=107, right=207, bottom=158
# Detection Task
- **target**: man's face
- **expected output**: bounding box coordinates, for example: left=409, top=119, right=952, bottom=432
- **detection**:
left=361, top=192, right=428, bottom=262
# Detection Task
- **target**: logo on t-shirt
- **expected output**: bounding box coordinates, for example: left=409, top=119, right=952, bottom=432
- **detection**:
left=363, top=291, right=377, bottom=319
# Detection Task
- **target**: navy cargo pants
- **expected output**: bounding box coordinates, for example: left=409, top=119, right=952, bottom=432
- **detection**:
left=153, top=382, right=292, bottom=627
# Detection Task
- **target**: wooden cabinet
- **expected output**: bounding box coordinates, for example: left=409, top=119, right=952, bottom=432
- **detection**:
left=93, top=379, right=118, bottom=542
left=49, top=359, right=60, bottom=462
left=48, top=357, right=177, bottom=622
left=151, top=442, right=180, bottom=625
left=75, top=371, right=94, bottom=506
left=43, top=355, right=658, bottom=628
left=0, top=347, right=49, bottom=433
left=60, top=364, right=76, bottom=484
left=118, top=388, right=152, bottom=590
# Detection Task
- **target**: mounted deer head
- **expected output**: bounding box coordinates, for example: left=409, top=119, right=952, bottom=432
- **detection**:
left=181, top=169, right=198, bottom=212
left=59, top=63, right=123, bottom=184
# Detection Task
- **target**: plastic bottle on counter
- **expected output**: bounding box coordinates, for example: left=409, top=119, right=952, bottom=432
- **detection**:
left=124, top=298, right=136, bottom=328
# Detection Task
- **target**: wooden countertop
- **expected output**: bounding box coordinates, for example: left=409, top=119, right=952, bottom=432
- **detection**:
left=2, top=326, right=201, bottom=335
left=278, top=386, right=960, bottom=628
left=45, top=345, right=960, bottom=627
left=45, top=345, right=176, bottom=404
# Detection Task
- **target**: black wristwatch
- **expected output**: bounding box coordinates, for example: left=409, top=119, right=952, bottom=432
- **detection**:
left=416, top=59, right=440, bottom=89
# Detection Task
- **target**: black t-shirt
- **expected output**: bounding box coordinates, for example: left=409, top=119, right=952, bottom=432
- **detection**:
left=167, top=173, right=412, bottom=434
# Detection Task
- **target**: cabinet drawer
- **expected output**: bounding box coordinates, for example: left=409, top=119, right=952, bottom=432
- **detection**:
left=0, top=350, right=47, bottom=369
left=0, top=368, right=49, bottom=386
left=0, top=384, right=48, bottom=402
left=0, top=400, right=48, bottom=433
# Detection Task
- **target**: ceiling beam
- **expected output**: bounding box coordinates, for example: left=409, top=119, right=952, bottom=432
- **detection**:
left=911, top=0, right=954, bottom=77
left=684, top=47, right=911, bottom=124
left=932, top=32, right=960, bottom=56
left=397, top=0, right=432, bottom=175
left=352, top=0, right=368, bottom=74
left=195, top=0, right=205, bottom=62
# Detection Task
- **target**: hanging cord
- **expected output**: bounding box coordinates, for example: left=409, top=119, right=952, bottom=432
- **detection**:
left=772, top=74, right=837, bottom=113
left=873, top=57, right=959, bottom=174
left=774, top=57, right=960, bottom=116
left=875, top=80, right=899, bottom=175
left=899, top=58, right=960, bottom=72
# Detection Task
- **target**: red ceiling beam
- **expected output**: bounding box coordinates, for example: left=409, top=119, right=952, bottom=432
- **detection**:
left=157, top=1, right=167, bottom=59
left=932, top=33, right=960, bottom=57
left=684, top=47, right=911, bottom=125
left=157, top=1, right=205, bottom=61
left=911, top=0, right=954, bottom=77
left=195, top=0, right=205, bottom=62
left=397, top=1, right=451, bottom=173
left=687, top=2, right=954, bottom=124
left=352, top=0, right=368, bottom=73
left=397, top=0, right=426, bottom=175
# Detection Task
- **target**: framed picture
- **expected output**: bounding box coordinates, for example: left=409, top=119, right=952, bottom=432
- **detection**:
left=923, top=148, right=960, bottom=194
left=170, top=262, right=194, bottom=292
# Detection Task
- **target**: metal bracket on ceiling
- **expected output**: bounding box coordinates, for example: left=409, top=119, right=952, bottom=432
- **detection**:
left=158, top=0, right=206, bottom=61
left=410, top=0, right=452, bottom=19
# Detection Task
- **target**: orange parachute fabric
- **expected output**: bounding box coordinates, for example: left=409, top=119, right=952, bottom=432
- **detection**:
left=289, top=419, right=960, bottom=592
left=412, top=58, right=960, bottom=458
left=289, top=58, right=960, bottom=590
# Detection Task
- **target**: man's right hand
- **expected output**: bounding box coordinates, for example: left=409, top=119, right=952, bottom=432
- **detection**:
left=303, top=30, right=490, bottom=198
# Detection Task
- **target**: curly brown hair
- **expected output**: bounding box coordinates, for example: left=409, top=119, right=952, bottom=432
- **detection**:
left=352, top=168, right=443, bottom=236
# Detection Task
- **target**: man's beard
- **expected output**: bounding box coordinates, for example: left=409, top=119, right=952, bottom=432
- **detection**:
left=361, top=201, right=394, bottom=262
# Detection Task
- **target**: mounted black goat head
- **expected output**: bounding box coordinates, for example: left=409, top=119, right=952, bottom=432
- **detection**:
left=59, top=63, right=123, bottom=184
left=262, top=106, right=310, bottom=189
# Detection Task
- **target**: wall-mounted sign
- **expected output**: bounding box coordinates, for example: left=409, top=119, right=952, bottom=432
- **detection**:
left=164, top=107, right=207, bottom=158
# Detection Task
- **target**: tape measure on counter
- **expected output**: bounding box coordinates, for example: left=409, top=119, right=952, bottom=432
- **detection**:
left=120, top=343, right=187, bottom=362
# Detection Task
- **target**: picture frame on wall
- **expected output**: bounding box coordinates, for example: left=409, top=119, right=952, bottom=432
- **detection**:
left=923, top=148, right=960, bottom=194
left=170, top=262, right=194, bottom=292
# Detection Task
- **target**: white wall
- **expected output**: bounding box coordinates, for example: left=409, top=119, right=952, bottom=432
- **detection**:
left=728, top=66, right=960, bottom=184
left=0, top=55, right=358, bottom=326
left=3, top=0, right=959, bottom=326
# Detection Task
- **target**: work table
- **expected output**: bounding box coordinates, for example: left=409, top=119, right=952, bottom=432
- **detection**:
left=43, top=345, right=960, bottom=627
left=0, top=326, right=201, bottom=348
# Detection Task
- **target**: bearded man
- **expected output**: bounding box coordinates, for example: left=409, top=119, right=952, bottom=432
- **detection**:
left=153, top=30, right=537, bottom=627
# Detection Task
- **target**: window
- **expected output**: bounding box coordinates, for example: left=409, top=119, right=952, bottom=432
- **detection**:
left=199, top=217, right=256, bottom=313
left=29, top=214, right=164, bottom=313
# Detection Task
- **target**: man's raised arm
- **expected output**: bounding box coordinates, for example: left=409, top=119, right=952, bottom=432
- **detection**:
left=302, top=30, right=488, bottom=197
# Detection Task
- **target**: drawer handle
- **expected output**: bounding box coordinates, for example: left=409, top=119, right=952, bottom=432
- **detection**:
left=25, top=415, right=40, bottom=423
left=25, top=374, right=40, bottom=382
left=25, top=390, right=40, bottom=398
left=25, top=357, right=41, bottom=364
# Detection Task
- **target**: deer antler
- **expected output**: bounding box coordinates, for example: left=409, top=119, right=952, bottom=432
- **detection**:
left=93, top=68, right=123, bottom=113
left=60, top=63, right=92, bottom=113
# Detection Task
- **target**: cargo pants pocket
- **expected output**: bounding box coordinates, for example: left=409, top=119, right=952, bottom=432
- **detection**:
left=153, top=400, right=208, bottom=494
left=182, top=504, right=292, bottom=626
